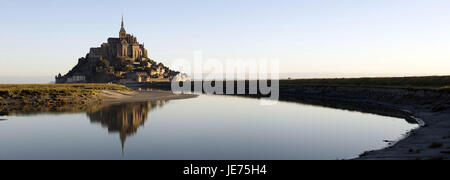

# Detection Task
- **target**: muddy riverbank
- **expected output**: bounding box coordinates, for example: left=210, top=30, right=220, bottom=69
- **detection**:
left=274, top=86, right=450, bottom=160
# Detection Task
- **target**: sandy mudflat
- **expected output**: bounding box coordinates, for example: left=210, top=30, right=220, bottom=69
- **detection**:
left=357, top=110, right=450, bottom=160
left=99, top=90, right=198, bottom=103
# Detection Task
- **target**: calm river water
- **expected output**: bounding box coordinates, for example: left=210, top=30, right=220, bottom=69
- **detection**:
left=0, top=95, right=418, bottom=160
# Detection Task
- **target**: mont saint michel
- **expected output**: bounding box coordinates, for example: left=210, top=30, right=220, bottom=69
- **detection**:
left=55, top=17, right=179, bottom=84
left=1, top=0, right=450, bottom=164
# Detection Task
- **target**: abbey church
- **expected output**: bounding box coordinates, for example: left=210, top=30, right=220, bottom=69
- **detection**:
left=56, top=17, right=178, bottom=84
left=95, top=16, right=148, bottom=62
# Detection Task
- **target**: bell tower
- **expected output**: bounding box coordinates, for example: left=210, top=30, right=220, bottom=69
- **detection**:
left=120, top=15, right=126, bottom=39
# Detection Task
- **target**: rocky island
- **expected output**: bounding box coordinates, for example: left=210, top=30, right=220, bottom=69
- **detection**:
left=1, top=17, right=197, bottom=116
left=55, top=17, right=179, bottom=84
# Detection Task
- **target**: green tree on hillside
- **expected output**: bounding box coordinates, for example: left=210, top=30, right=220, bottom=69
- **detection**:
left=99, top=59, right=110, bottom=68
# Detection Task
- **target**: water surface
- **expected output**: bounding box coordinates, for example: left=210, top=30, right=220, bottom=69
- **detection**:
left=0, top=95, right=418, bottom=160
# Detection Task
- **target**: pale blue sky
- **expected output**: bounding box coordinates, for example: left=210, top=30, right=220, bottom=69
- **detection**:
left=1, top=0, right=450, bottom=82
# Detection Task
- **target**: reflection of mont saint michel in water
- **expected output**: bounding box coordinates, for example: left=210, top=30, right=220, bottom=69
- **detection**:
left=87, top=100, right=166, bottom=152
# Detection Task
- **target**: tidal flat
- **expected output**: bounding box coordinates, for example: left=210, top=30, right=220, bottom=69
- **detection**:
left=0, top=84, right=196, bottom=116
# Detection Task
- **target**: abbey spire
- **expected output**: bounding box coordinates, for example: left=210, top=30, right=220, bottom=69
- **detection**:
left=120, top=15, right=126, bottom=39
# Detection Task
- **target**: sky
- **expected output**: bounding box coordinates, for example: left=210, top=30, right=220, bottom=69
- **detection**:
left=1, top=0, right=450, bottom=83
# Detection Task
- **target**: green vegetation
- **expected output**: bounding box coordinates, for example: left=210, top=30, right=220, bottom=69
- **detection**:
left=0, top=83, right=130, bottom=93
left=99, top=59, right=110, bottom=68
left=0, top=84, right=131, bottom=109
left=280, top=76, right=450, bottom=91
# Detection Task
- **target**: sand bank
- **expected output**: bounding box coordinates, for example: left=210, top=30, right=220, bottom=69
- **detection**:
left=99, top=90, right=198, bottom=103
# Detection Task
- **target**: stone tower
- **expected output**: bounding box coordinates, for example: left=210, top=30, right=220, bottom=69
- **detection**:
left=120, top=15, right=126, bottom=39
